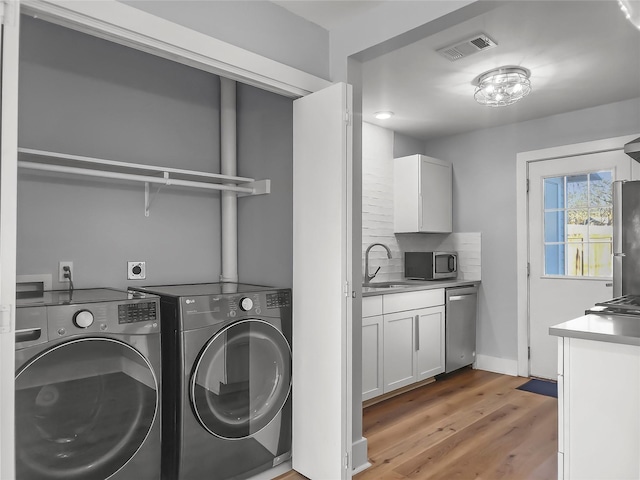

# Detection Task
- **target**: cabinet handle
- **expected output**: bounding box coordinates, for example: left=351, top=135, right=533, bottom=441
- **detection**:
left=415, top=314, right=420, bottom=351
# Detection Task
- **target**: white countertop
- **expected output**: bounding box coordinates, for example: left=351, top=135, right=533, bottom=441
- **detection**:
left=550, top=313, right=640, bottom=347
left=362, top=279, right=480, bottom=297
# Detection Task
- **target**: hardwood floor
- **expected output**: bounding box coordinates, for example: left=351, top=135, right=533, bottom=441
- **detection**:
left=275, top=368, right=557, bottom=480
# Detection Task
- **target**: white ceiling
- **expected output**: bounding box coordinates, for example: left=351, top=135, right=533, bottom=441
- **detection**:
left=271, top=0, right=385, bottom=30
left=274, top=0, right=640, bottom=141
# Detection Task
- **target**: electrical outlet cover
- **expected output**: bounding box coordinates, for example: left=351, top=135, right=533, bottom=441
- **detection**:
left=127, top=261, right=146, bottom=280
left=58, top=261, right=73, bottom=282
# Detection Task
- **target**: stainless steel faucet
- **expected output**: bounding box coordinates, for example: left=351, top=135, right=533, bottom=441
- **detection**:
left=364, top=243, right=392, bottom=284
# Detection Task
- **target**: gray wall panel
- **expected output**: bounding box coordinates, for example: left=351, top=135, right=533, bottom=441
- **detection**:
left=17, top=16, right=293, bottom=291
left=423, top=97, right=640, bottom=363
left=237, top=83, right=293, bottom=288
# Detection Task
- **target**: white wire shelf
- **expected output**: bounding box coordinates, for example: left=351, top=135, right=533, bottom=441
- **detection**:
left=17, top=148, right=271, bottom=216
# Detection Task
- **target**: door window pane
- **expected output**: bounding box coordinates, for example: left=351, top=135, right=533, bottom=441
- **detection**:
left=543, top=170, right=613, bottom=277
left=544, top=177, right=564, bottom=209
left=566, top=174, right=588, bottom=208
left=544, top=211, right=565, bottom=242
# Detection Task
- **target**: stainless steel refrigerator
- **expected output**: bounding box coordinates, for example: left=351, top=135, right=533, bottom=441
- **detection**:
left=613, top=180, right=640, bottom=296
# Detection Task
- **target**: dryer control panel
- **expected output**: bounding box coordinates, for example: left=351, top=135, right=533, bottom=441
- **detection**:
left=181, top=289, right=291, bottom=331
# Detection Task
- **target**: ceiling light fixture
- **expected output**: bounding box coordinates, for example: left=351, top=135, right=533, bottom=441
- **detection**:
left=618, top=0, right=640, bottom=30
left=472, top=66, right=532, bottom=107
left=374, top=111, right=394, bottom=120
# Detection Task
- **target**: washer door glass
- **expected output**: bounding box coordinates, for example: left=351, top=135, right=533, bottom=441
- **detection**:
left=15, top=338, right=158, bottom=480
left=191, top=319, right=292, bottom=439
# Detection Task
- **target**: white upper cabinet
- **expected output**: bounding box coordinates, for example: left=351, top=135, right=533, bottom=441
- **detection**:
left=394, top=155, right=452, bottom=233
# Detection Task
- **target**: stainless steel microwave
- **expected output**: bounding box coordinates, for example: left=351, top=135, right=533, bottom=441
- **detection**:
left=405, top=251, right=458, bottom=280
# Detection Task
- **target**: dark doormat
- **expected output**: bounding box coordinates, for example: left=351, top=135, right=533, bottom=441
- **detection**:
left=516, top=378, right=557, bottom=398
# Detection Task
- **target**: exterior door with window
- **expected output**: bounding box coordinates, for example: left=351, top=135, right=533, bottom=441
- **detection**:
left=528, top=150, right=631, bottom=379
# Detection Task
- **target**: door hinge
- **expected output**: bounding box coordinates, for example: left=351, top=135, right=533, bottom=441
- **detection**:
left=344, top=452, right=350, bottom=470
left=527, top=262, right=530, bottom=277
left=0, top=305, right=12, bottom=333
left=344, top=281, right=350, bottom=298
left=526, top=178, right=530, bottom=193
left=528, top=346, right=531, bottom=359
left=345, top=111, right=351, bottom=126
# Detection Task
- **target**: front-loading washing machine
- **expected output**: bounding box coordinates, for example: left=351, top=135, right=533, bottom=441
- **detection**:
left=15, top=288, right=161, bottom=480
left=130, top=283, right=292, bottom=480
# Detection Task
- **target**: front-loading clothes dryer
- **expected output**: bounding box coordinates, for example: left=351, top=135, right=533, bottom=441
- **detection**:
left=130, top=283, right=292, bottom=480
left=15, top=288, right=161, bottom=480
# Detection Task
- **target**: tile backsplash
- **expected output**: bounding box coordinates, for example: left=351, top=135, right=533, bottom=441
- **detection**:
left=362, top=122, right=481, bottom=283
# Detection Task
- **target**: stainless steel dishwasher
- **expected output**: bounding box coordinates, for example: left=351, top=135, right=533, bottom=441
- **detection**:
left=445, top=285, right=478, bottom=373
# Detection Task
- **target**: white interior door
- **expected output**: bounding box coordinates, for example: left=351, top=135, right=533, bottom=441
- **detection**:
left=292, top=82, right=353, bottom=479
left=0, top=1, right=20, bottom=477
left=528, top=150, right=631, bottom=379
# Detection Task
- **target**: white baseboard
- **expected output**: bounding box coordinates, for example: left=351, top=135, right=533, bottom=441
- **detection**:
left=246, top=460, right=291, bottom=480
left=474, top=354, right=519, bottom=376
left=352, top=436, right=370, bottom=474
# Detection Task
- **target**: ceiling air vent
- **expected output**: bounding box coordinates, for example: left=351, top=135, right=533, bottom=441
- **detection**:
left=437, top=34, right=498, bottom=62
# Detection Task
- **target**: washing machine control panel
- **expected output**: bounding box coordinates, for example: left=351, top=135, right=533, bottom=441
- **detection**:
left=47, top=299, right=160, bottom=337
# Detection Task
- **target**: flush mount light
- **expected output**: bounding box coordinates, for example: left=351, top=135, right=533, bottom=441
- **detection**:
left=374, top=111, right=394, bottom=120
left=472, top=66, right=532, bottom=107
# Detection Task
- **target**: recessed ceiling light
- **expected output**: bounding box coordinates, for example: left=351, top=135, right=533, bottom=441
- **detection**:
left=374, top=111, right=394, bottom=120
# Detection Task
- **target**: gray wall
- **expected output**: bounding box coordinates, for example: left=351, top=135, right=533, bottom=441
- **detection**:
left=123, top=0, right=330, bottom=80
left=423, top=97, right=640, bottom=362
left=17, top=16, right=293, bottom=290
left=393, top=131, right=426, bottom=158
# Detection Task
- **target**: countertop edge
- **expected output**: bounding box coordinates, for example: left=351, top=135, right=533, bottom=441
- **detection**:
left=550, top=314, right=640, bottom=347
left=362, top=279, right=480, bottom=297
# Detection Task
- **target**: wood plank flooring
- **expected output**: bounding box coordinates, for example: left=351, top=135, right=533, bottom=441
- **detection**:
left=275, top=368, right=557, bottom=480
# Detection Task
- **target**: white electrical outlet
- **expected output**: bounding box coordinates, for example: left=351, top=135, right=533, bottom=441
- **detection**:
left=58, top=261, right=73, bottom=282
left=128, top=261, right=146, bottom=280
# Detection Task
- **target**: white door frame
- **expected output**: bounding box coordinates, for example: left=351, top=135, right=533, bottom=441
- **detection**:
left=0, top=1, right=20, bottom=478
left=516, top=134, right=640, bottom=377
left=1, top=0, right=335, bottom=475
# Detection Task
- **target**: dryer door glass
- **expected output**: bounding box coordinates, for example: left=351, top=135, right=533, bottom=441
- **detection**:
left=191, top=319, right=292, bottom=439
left=15, top=338, right=158, bottom=480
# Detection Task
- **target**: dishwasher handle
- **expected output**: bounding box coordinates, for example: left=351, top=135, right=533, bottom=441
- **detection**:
left=449, top=294, right=474, bottom=301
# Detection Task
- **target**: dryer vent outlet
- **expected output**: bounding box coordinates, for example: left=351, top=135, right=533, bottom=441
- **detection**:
left=127, top=261, right=146, bottom=280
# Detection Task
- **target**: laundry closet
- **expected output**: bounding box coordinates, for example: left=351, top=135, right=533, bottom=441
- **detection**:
left=17, top=15, right=295, bottom=290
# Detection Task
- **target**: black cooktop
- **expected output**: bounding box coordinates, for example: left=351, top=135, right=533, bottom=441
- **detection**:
left=588, top=295, right=640, bottom=315
left=16, top=288, right=153, bottom=308
left=131, top=282, right=276, bottom=298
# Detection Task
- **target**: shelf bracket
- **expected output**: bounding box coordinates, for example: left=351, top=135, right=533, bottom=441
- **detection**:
left=237, top=179, right=271, bottom=197
left=144, top=172, right=169, bottom=217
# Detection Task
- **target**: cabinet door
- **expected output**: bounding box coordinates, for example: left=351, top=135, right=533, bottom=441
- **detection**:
left=362, top=315, right=383, bottom=401
left=419, top=157, right=452, bottom=233
left=383, top=311, right=416, bottom=393
left=394, top=155, right=452, bottom=233
left=416, top=306, right=445, bottom=380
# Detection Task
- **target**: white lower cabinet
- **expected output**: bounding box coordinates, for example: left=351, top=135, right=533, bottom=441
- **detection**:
left=383, top=306, right=445, bottom=393
left=362, top=314, right=384, bottom=400
left=557, top=336, right=640, bottom=480
left=362, top=289, right=445, bottom=400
